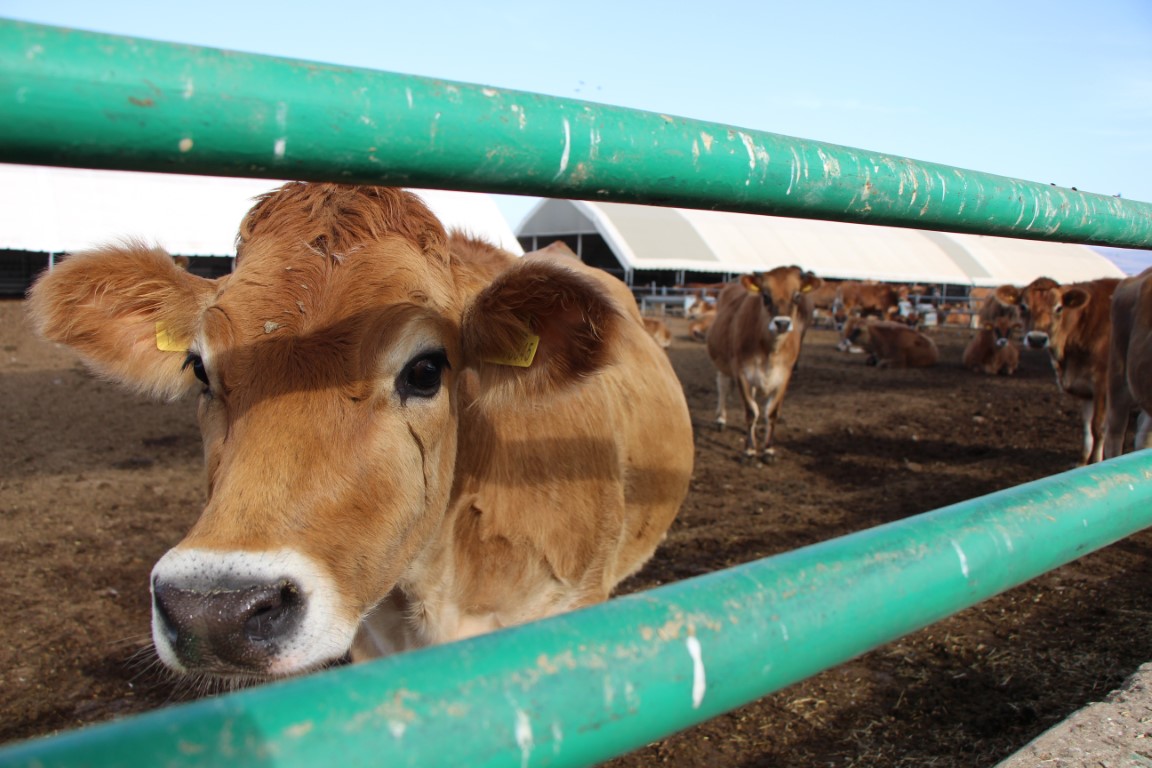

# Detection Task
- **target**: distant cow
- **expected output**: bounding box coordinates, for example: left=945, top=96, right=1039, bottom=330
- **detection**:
left=962, top=314, right=1021, bottom=376
left=996, top=277, right=1060, bottom=349
left=706, top=267, right=822, bottom=458
left=642, top=316, right=672, bottom=348
left=843, top=317, right=939, bottom=369
left=689, top=307, right=718, bottom=341
left=28, top=183, right=695, bottom=680
left=1010, top=277, right=1120, bottom=464
left=1104, top=267, right=1152, bottom=458
left=835, top=281, right=906, bottom=323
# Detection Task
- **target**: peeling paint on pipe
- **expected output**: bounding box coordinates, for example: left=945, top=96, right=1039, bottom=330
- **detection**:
left=1, top=19, right=1151, bottom=247
left=3, top=453, right=1152, bottom=768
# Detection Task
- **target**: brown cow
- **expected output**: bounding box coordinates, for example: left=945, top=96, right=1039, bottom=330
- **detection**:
left=962, top=314, right=1021, bottom=376
left=995, top=276, right=1060, bottom=349
left=642, top=316, right=672, bottom=348
left=689, top=307, right=717, bottom=341
left=706, top=267, right=822, bottom=458
left=835, top=281, right=906, bottom=322
left=1104, top=267, right=1152, bottom=458
left=1010, top=277, right=1120, bottom=464
left=27, top=183, right=694, bottom=680
left=842, top=317, right=939, bottom=369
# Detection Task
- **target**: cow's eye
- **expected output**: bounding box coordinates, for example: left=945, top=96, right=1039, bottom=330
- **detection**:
left=398, top=351, right=449, bottom=400
left=182, top=353, right=210, bottom=388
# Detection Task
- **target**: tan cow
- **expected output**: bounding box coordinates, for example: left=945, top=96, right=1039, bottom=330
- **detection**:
left=706, top=267, right=822, bottom=458
left=835, top=281, right=906, bottom=322
left=688, top=307, right=717, bottom=341
left=1104, top=267, right=1152, bottom=458
left=1010, top=277, right=1120, bottom=464
left=842, top=317, right=939, bottom=369
left=27, top=183, right=694, bottom=680
left=962, top=314, right=1021, bottom=376
left=995, top=276, right=1060, bottom=350
left=642, top=316, right=672, bottom=348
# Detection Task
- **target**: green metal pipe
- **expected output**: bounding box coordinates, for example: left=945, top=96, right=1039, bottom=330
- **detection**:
left=1, top=19, right=1151, bottom=248
left=3, top=452, right=1151, bottom=768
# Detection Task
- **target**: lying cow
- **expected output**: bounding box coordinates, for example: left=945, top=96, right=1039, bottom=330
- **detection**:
left=642, top=316, right=672, bottom=348
left=1010, top=277, right=1120, bottom=464
left=962, top=314, right=1021, bottom=376
left=689, top=307, right=718, bottom=341
left=842, top=317, right=939, bottom=369
left=706, top=266, right=822, bottom=459
left=28, top=182, right=695, bottom=681
left=1104, top=267, right=1152, bottom=458
left=834, top=281, right=906, bottom=324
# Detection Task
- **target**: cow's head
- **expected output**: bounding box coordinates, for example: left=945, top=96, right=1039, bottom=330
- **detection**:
left=1010, top=277, right=1060, bottom=349
left=1042, top=284, right=1093, bottom=357
left=988, top=314, right=1020, bottom=349
left=28, top=183, right=621, bottom=681
left=740, top=267, right=823, bottom=335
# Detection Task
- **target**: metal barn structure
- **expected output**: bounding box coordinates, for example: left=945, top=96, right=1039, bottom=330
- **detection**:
left=517, top=198, right=1126, bottom=289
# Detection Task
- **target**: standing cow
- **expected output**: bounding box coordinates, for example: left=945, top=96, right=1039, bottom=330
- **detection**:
left=1104, top=267, right=1152, bottom=458
left=1010, top=277, right=1120, bottom=464
left=28, top=183, right=694, bottom=680
left=706, top=266, right=822, bottom=459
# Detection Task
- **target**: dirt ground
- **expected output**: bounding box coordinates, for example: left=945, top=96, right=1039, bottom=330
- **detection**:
left=3, top=297, right=1152, bottom=766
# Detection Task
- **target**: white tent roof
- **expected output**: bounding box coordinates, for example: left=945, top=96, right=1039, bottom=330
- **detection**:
left=518, top=199, right=1125, bottom=287
left=0, top=164, right=523, bottom=257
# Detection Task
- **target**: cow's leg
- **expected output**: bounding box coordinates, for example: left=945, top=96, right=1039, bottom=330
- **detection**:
left=1077, top=398, right=1104, bottom=465
left=1135, top=411, right=1152, bottom=450
left=1088, top=394, right=1108, bottom=464
left=737, top=376, right=762, bottom=457
left=715, top=372, right=733, bottom=430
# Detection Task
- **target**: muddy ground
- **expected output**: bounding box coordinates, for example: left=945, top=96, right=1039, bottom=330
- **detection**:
left=3, top=298, right=1152, bottom=766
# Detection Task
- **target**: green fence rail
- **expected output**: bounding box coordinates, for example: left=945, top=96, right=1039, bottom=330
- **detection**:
left=3, top=18, right=1152, bottom=768
left=2, top=454, right=1151, bottom=768
left=2, top=19, right=1152, bottom=248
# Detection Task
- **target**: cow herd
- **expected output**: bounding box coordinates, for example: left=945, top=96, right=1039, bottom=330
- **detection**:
left=684, top=268, right=1152, bottom=469
left=24, top=181, right=1150, bottom=691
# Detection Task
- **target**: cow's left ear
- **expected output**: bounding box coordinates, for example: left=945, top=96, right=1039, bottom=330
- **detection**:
left=1060, top=287, right=1091, bottom=311
left=740, top=274, right=762, bottom=294
left=800, top=272, right=824, bottom=293
left=461, top=259, right=621, bottom=404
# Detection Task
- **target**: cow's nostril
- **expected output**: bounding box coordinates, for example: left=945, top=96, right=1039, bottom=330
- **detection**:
left=245, top=581, right=303, bottom=642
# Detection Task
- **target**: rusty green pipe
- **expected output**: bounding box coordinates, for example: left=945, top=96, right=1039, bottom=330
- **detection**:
left=2, top=452, right=1151, bottom=767
left=1, top=19, right=1151, bottom=248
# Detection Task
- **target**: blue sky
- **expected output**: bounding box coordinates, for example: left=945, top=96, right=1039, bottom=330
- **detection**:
left=2, top=0, right=1150, bottom=234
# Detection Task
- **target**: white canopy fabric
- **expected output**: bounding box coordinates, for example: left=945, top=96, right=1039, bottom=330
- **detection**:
left=518, top=199, right=1126, bottom=286
left=0, top=164, right=523, bottom=257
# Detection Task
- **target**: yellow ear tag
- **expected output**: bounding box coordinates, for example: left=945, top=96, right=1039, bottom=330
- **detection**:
left=485, top=332, right=540, bottom=368
left=155, top=321, right=187, bottom=353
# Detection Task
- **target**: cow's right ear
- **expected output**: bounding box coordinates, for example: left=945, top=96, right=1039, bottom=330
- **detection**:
left=27, top=242, right=220, bottom=401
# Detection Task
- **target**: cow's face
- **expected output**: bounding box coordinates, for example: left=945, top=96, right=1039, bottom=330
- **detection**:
left=741, top=268, right=823, bottom=335
left=1016, top=277, right=1060, bottom=349
left=1044, top=285, right=1092, bottom=357
left=28, top=184, right=618, bottom=681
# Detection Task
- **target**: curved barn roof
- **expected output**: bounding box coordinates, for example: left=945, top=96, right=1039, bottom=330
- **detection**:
left=517, top=199, right=1126, bottom=286
left=0, top=164, right=523, bottom=257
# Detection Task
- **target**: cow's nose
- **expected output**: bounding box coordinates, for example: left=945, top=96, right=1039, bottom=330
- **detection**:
left=1024, top=331, right=1049, bottom=349
left=153, top=578, right=304, bottom=669
left=772, top=316, right=793, bottom=333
